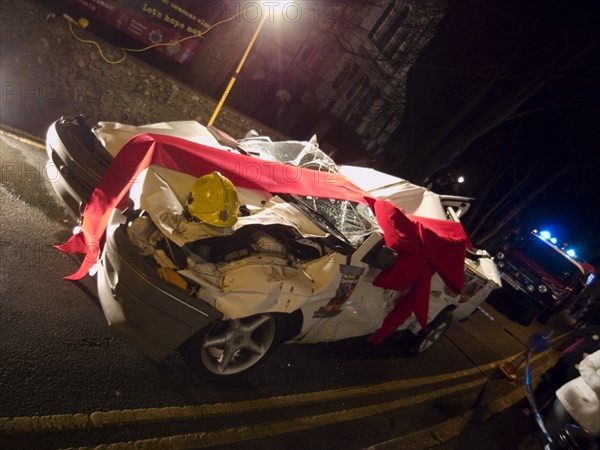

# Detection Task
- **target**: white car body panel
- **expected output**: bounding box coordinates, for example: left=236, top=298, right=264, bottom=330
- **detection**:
left=340, top=165, right=447, bottom=219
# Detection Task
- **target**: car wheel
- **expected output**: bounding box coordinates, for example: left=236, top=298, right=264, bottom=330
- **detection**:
left=180, top=313, right=282, bottom=380
left=409, top=311, right=452, bottom=355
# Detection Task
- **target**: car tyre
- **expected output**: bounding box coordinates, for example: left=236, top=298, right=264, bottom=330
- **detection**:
left=409, top=310, right=452, bottom=355
left=180, top=313, right=284, bottom=380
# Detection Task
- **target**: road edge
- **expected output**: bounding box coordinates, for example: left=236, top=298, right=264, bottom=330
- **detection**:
left=0, top=124, right=45, bottom=149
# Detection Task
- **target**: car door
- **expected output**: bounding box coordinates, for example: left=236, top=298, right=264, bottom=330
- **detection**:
left=296, top=233, right=397, bottom=343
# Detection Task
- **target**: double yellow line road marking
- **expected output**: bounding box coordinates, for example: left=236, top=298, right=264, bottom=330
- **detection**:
left=0, top=348, right=561, bottom=450
left=0, top=354, right=519, bottom=435
left=68, top=377, right=489, bottom=450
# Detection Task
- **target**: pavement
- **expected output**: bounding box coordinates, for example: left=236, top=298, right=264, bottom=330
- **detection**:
left=0, top=0, right=288, bottom=140
left=367, top=309, right=579, bottom=450
left=0, top=2, right=580, bottom=448
left=368, top=383, right=540, bottom=450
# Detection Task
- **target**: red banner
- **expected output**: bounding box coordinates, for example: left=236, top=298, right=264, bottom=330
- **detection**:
left=69, top=0, right=228, bottom=62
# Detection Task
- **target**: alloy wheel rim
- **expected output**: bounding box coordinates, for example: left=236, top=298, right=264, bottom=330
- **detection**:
left=200, top=314, right=276, bottom=375
left=418, top=319, right=450, bottom=353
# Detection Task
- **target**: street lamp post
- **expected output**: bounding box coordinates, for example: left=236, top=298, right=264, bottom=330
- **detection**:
left=207, top=7, right=269, bottom=127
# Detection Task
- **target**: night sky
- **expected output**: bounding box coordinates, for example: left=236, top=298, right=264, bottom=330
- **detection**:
left=390, top=0, right=600, bottom=261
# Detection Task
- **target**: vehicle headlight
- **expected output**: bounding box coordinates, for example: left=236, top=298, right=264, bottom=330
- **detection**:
left=527, top=285, right=535, bottom=292
left=497, top=261, right=505, bottom=269
left=538, top=285, right=548, bottom=294
left=496, top=252, right=505, bottom=260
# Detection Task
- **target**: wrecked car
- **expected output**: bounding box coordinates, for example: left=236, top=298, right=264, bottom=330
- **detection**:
left=46, top=115, right=501, bottom=380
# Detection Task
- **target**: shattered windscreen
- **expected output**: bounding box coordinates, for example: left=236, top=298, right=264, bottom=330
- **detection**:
left=240, top=139, right=338, bottom=172
left=300, top=197, right=379, bottom=247
left=240, top=139, right=379, bottom=247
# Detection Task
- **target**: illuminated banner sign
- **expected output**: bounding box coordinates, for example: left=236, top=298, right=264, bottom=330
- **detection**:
left=70, top=0, right=231, bottom=63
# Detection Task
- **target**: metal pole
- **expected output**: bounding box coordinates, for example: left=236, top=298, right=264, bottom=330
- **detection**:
left=207, top=8, right=268, bottom=127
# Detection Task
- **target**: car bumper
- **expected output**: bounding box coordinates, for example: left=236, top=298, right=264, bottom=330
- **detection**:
left=45, top=117, right=110, bottom=217
left=498, top=272, right=553, bottom=324
left=97, top=210, right=222, bottom=361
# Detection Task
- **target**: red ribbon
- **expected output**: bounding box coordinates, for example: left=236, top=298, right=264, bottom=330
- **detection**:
left=55, top=133, right=470, bottom=342
left=369, top=200, right=471, bottom=344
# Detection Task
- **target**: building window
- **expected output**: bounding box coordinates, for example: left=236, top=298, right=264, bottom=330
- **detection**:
left=371, top=6, right=412, bottom=59
left=333, top=62, right=358, bottom=93
left=345, top=75, right=369, bottom=102
left=299, top=38, right=325, bottom=73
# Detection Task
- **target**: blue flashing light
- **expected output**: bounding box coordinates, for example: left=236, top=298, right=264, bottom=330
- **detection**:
left=550, top=237, right=557, bottom=244
left=587, top=273, right=595, bottom=285
left=539, top=230, right=551, bottom=240
left=566, top=249, right=576, bottom=258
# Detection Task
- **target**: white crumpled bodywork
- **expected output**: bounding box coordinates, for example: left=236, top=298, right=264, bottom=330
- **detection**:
left=125, top=165, right=399, bottom=342
left=94, top=121, right=227, bottom=157
left=98, top=121, right=501, bottom=344
left=130, top=166, right=328, bottom=246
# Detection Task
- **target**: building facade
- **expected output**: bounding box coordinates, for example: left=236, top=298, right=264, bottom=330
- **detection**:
left=183, top=0, right=446, bottom=159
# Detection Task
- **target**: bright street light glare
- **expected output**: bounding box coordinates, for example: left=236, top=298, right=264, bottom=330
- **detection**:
left=262, top=1, right=302, bottom=20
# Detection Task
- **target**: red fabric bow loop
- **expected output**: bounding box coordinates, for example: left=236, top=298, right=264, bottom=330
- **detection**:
left=369, top=200, right=470, bottom=345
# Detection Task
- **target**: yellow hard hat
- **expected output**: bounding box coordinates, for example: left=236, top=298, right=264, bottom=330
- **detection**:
left=185, top=172, right=239, bottom=228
